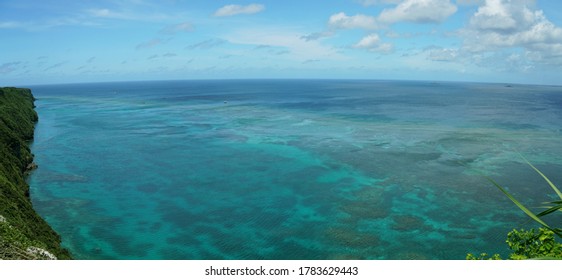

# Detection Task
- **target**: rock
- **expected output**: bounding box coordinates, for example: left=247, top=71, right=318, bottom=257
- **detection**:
left=26, top=162, right=38, bottom=171
left=26, top=246, right=57, bottom=260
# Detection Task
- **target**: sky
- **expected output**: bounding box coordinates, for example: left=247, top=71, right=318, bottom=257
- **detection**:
left=1, top=0, right=562, bottom=86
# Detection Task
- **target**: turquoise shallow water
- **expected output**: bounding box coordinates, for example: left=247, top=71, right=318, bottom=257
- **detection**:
left=28, top=80, right=562, bottom=259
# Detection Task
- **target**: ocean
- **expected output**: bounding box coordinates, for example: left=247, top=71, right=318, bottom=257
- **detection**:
left=27, top=80, right=562, bottom=259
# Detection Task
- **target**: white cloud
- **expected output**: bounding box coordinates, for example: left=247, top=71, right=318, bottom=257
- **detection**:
left=160, top=22, right=194, bottom=35
left=328, top=12, right=378, bottom=30
left=456, top=0, right=484, bottom=6
left=224, top=28, right=345, bottom=61
left=0, top=19, right=87, bottom=31
left=300, top=31, right=334, bottom=41
left=84, top=7, right=175, bottom=23
left=354, top=34, right=381, bottom=48
left=44, top=62, right=66, bottom=72
left=0, top=61, right=21, bottom=74
left=461, top=0, right=562, bottom=65
left=468, top=0, right=531, bottom=33
left=427, top=48, right=458, bottom=61
left=355, top=0, right=402, bottom=6
left=378, top=0, right=458, bottom=24
left=87, top=8, right=130, bottom=19
left=214, top=4, right=265, bottom=17
left=185, top=39, right=226, bottom=50
left=353, top=33, right=393, bottom=53
left=0, top=21, right=24, bottom=29
left=466, top=0, right=545, bottom=39
left=136, top=38, right=162, bottom=50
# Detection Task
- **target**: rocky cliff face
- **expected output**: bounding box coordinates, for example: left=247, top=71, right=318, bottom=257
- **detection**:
left=0, top=87, right=71, bottom=260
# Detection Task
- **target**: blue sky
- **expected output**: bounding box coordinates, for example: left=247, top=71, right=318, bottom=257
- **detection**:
left=1, top=0, right=562, bottom=85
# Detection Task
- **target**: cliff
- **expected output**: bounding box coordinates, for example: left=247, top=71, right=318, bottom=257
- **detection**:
left=0, top=87, right=71, bottom=259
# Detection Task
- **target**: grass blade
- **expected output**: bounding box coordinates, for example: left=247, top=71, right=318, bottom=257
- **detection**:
left=521, top=157, right=562, bottom=200
left=536, top=205, right=562, bottom=217
left=542, top=200, right=562, bottom=205
left=486, top=177, right=553, bottom=230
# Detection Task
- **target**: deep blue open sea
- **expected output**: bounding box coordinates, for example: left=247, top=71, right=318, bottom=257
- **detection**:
left=27, top=80, right=562, bottom=259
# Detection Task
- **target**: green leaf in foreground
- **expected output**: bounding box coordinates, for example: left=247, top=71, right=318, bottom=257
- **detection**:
left=486, top=176, right=562, bottom=237
left=536, top=204, right=562, bottom=217
left=521, top=156, right=562, bottom=200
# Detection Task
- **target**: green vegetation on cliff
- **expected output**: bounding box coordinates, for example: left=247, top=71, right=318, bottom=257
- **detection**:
left=0, top=87, right=71, bottom=259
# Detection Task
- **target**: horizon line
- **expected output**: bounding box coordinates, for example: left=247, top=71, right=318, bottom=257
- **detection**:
left=11, top=78, right=562, bottom=89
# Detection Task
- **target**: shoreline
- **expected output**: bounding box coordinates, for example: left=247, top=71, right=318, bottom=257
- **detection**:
left=0, top=87, right=71, bottom=260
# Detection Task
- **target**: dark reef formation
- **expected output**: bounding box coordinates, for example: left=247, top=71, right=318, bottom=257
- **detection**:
left=0, top=87, right=71, bottom=259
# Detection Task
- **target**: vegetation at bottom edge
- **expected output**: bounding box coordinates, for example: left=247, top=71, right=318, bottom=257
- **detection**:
left=467, top=158, right=562, bottom=260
